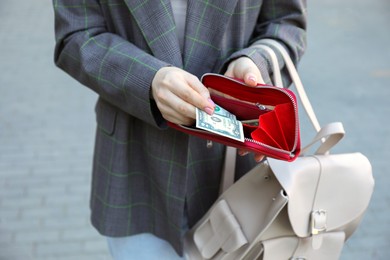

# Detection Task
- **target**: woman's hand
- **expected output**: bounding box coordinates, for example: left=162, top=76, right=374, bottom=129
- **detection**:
left=224, top=56, right=265, bottom=87
left=225, top=56, right=266, bottom=162
left=152, top=67, right=215, bottom=126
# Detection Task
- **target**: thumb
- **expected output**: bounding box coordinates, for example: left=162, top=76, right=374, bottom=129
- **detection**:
left=244, top=70, right=265, bottom=86
left=244, top=72, right=258, bottom=87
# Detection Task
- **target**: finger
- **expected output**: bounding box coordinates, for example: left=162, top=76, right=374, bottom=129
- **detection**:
left=160, top=101, right=195, bottom=125
left=168, top=97, right=197, bottom=122
left=244, top=72, right=258, bottom=87
left=238, top=149, right=249, bottom=156
left=182, top=76, right=215, bottom=115
left=186, top=75, right=209, bottom=99
left=243, top=66, right=264, bottom=86
left=155, top=87, right=196, bottom=122
left=224, top=63, right=235, bottom=78
left=239, top=149, right=265, bottom=163
left=152, top=67, right=213, bottom=120
left=254, top=153, right=265, bottom=162
left=225, top=57, right=264, bottom=87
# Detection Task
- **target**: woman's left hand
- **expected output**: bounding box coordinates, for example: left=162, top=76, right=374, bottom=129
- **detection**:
left=225, top=56, right=266, bottom=162
left=224, top=56, right=265, bottom=87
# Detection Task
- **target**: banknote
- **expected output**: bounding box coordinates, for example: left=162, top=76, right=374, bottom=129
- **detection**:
left=196, top=104, right=244, bottom=142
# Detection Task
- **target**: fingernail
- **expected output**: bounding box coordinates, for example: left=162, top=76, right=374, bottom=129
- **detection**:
left=255, top=155, right=265, bottom=163
left=208, top=98, right=215, bottom=108
left=205, top=107, right=214, bottom=115
left=238, top=150, right=249, bottom=156
left=248, top=76, right=257, bottom=84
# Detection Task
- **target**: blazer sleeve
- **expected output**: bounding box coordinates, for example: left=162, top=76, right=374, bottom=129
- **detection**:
left=221, top=0, right=307, bottom=86
left=53, top=0, right=167, bottom=127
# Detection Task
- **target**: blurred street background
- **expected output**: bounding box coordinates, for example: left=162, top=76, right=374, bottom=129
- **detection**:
left=0, top=0, right=389, bottom=259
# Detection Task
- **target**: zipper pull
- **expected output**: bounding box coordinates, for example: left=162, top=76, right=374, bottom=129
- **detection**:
left=255, top=103, right=267, bottom=111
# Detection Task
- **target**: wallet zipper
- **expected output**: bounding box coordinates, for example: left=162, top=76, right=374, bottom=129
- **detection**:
left=212, top=75, right=300, bottom=155
left=175, top=86, right=298, bottom=158
left=247, top=85, right=299, bottom=157
left=176, top=125, right=295, bottom=157
left=245, top=138, right=294, bottom=157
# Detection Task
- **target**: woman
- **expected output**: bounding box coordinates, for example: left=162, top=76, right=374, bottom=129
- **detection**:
left=53, top=0, right=306, bottom=258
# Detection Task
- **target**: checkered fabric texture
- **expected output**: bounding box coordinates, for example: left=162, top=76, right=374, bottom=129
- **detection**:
left=53, top=0, right=306, bottom=255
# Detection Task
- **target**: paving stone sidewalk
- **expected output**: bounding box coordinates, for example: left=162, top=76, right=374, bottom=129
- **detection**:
left=0, top=0, right=389, bottom=259
left=0, top=0, right=110, bottom=259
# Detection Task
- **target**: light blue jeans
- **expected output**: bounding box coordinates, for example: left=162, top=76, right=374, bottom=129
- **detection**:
left=107, top=233, right=186, bottom=260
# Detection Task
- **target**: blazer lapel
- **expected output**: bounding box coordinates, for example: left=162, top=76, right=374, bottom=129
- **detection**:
left=124, top=0, right=183, bottom=67
left=183, top=0, right=239, bottom=75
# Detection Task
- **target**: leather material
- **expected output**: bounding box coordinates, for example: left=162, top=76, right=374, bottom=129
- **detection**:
left=262, top=232, right=345, bottom=260
left=169, top=73, right=301, bottom=162
left=184, top=152, right=374, bottom=260
left=193, top=200, right=248, bottom=258
left=184, top=162, right=291, bottom=260
left=269, top=153, right=373, bottom=240
left=184, top=39, right=375, bottom=259
left=54, top=1, right=307, bottom=254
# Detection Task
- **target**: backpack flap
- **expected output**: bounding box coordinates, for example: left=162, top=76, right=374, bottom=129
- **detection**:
left=268, top=153, right=374, bottom=241
left=267, top=156, right=320, bottom=238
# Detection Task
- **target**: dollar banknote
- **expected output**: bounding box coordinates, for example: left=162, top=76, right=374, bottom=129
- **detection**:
left=196, top=104, right=244, bottom=142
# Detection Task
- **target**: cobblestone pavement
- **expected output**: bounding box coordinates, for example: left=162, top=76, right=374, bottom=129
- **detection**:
left=0, top=0, right=110, bottom=259
left=0, top=0, right=389, bottom=259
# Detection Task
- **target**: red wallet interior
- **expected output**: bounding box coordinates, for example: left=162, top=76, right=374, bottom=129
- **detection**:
left=204, top=74, right=297, bottom=151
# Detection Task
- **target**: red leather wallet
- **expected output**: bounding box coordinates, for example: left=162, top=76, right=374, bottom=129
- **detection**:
left=168, top=73, right=300, bottom=161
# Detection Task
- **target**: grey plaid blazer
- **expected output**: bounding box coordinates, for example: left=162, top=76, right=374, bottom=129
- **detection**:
left=53, top=0, right=306, bottom=254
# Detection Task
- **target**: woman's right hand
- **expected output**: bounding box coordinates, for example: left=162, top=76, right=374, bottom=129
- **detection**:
left=151, top=67, right=215, bottom=126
